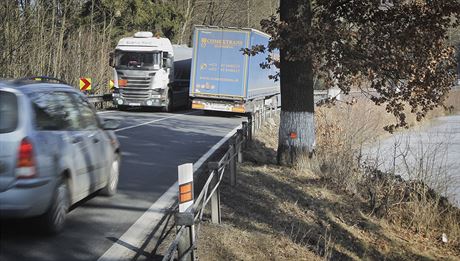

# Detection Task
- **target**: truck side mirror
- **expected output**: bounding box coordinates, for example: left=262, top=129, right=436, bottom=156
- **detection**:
left=165, top=58, right=172, bottom=68
left=109, top=52, right=114, bottom=67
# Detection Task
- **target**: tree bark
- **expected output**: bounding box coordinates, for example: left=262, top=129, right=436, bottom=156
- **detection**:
left=277, top=0, right=315, bottom=166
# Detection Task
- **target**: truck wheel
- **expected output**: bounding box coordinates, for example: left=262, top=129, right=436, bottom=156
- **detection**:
left=100, top=154, right=120, bottom=197
left=39, top=178, right=70, bottom=235
left=163, top=91, right=174, bottom=112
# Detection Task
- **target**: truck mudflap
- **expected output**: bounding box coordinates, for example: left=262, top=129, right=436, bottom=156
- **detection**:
left=191, top=99, right=245, bottom=113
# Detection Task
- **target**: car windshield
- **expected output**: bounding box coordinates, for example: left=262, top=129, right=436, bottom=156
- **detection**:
left=0, top=91, right=18, bottom=133
left=115, top=51, right=161, bottom=70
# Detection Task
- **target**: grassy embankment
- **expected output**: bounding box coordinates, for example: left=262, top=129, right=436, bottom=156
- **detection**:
left=197, top=90, right=460, bottom=260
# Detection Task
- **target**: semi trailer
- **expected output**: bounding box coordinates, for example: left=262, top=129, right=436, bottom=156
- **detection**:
left=189, top=26, right=280, bottom=114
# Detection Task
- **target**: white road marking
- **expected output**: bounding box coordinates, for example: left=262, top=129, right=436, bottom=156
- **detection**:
left=97, top=183, right=178, bottom=261
left=114, top=112, right=197, bottom=133
left=97, top=124, right=242, bottom=261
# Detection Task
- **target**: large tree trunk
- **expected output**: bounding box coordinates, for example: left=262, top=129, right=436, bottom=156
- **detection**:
left=277, top=0, right=315, bottom=166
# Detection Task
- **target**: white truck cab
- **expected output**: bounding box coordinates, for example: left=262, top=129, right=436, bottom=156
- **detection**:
left=111, top=32, right=191, bottom=111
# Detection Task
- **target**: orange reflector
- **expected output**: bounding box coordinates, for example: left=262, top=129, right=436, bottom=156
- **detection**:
left=192, top=103, right=205, bottom=109
left=290, top=132, right=298, bottom=139
left=180, top=183, right=192, bottom=194
left=179, top=182, right=193, bottom=203
left=180, top=192, right=193, bottom=203
left=231, top=106, right=245, bottom=113
left=118, top=79, right=128, bottom=87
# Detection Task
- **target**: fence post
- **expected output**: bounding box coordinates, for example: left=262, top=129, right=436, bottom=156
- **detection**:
left=248, top=114, right=253, bottom=141
left=241, top=122, right=248, bottom=146
left=256, top=111, right=260, bottom=131
left=262, top=105, right=266, bottom=123
left=176, top=163, right=195, bottom=261
left=229, top=139, right=237, bottom=186
left=208, top=162, right=221, bottom=224
left=236, top=129, right=244, bottom=163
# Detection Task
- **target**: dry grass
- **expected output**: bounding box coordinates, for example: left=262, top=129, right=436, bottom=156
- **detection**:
left=315, top=95, right=460, bottom=253
left=197, top=93, right=460, bottom=260
left=197, top=148, right=460, bottom=260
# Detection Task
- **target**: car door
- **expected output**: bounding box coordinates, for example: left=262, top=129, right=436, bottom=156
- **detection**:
left=28, top=91, right=91, bottom=199
left=70, top=93, right=108, bottom=190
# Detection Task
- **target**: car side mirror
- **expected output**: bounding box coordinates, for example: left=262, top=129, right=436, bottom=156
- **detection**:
left=101, top=118, right=120, bottom=130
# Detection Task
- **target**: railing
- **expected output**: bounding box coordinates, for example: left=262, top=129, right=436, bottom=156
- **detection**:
left=87, top=93, right=113, bottom=110
left=161, top=121, right=250, bottom=261
left=161, top=103, right=278, bottom=261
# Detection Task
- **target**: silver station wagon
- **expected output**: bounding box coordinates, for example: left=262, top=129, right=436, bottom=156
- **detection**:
left=0, top=77, right=120, bottom=234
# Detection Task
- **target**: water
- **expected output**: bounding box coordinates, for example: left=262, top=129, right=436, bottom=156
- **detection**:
left=363, top=114, right=460, bottom=207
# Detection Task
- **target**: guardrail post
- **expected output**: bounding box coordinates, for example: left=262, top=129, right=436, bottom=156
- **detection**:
left=262, top=105, right=266, bottom=123
left=236, top=129, right=244, bottom=163
left=241, top=122, right=248, bottom=146
left=248, top=114, right=253, bottom=141
left=208, top=162, right=221, bottom=224
left=267, top=104, right=272, bottom=119
left=257, top=109, right=263, bottom=130
left=229, top=139, right=237, bottom=187
left=176, top=163, right=195, bottom=261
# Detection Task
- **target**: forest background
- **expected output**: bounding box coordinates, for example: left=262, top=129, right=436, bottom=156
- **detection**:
left=0, top=0, right=279, bottom=91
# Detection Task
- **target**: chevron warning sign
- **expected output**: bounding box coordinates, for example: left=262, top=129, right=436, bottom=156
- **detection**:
left=109, top=79, right=114, bottom=89
left=79, top=78, right=91, bottom=91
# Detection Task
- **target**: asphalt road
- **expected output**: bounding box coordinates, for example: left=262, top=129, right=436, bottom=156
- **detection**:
left=0, top=109, right=245, bottom=261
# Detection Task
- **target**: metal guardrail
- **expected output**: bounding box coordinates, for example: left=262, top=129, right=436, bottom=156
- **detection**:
left=87, top=93, right=113, bottom=110
left=161, top=103, right=277, bottom=261
left=162, top=124, right=248, bottom=261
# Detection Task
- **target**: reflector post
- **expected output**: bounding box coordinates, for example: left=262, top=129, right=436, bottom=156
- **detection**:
left=178, top=163, right=194, bottom=213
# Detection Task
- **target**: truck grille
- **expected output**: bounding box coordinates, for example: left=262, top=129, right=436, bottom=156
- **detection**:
left=120, top=76, right=152, bottom=100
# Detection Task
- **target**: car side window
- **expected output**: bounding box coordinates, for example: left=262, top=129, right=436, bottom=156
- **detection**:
left=29, top=92, right=80, bottom=131
left=70, top=93, right=99, bottom=130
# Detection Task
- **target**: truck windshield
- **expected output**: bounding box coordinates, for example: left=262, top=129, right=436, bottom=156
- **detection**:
left=115, top=51, right=161, bottom=70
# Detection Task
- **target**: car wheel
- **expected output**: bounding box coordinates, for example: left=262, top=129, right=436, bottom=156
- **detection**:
left=40, top=179, right=70, bottom=235
left=101, top=154, right=120, bottom=196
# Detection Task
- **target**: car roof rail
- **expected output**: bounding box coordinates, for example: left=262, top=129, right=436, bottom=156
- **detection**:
left=15, top=76, right=69, bottom=85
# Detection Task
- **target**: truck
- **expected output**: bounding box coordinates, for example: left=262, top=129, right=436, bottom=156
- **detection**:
left=189, top=26, right=280, bottom=114
left=110, top=31, right=192, bottom=111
